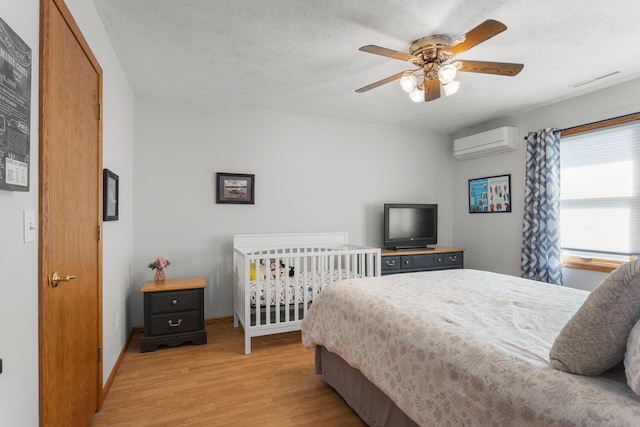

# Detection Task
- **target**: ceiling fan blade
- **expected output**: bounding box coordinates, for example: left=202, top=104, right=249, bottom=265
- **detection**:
left=456, top=60, right=524, bottom=76
left=445, top=19, right=507, bottom=56
left=359, top=45, right=421, bottom=63
left=355, top=70, right=415, bottom=93
left=424, top=78, right=441, bottom=101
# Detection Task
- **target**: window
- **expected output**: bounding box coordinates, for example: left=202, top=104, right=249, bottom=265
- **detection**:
left=559, top=115, right=640, bottom=272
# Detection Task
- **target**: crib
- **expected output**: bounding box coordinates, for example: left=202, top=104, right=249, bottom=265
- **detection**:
left=233, top=232, right=381, bottom=354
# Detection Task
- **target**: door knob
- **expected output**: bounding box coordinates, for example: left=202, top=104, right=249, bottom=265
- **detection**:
left=49, top=271, right=77, bottom=288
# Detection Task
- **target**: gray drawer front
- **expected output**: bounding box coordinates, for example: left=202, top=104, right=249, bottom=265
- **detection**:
left=149, top=311, right=199, bottom=336
left=433, top=254, right=444, bottom=266
left=412, top=254, right=434, bottom=269
left=382, top=256, right=401, bottom=271
left=400, top=256, right=413, bottom=269
left=444, top=252, right=463, bottom=267
left=149, top=290, right=199, bottom=314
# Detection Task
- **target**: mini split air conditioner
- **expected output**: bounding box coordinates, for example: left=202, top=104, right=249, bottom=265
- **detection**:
left=453, top=126, right=520, bottom=160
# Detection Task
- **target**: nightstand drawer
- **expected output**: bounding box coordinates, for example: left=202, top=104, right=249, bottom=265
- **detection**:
left=381, top=256, right=401, bottom=271
left=148, top=290, right=199, bottom=314
left=148, top=311, right=200, bottom=336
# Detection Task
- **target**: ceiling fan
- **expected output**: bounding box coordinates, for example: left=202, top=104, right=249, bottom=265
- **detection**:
left=355, top=19, right=524, bottom=102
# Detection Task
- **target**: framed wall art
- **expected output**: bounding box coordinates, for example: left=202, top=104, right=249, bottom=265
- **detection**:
left=103, top=169, right=119, bottom=221
left=216, top=172, right=255, bottom=204
left=468, top=174, right=511, bottom=213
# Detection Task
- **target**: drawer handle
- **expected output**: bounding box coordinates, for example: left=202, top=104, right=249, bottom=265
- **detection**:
left=172, top=299, right=178, bottom=305
left=449, top=256, right=457, bottom=262
left=385, top=260, right=396, bottom=266
left=168, top=319, right=182, bottom=327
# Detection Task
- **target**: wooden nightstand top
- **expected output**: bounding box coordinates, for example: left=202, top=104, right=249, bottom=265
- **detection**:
left=140, top=276, right=206, bottom=293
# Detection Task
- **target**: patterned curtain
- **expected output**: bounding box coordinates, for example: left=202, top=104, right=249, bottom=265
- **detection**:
left=521, top=128, right=562, bottom=285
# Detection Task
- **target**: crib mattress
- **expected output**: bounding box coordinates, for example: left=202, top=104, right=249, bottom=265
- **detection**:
left=250, top=270, right=357, bottom=307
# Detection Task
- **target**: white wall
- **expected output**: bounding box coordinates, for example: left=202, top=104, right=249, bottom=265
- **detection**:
left=0, top=3, right=40, bottom=425
left=0, top=1, right=134, bottom=424
left=451, top=77, right=640, bottom=291
left=132, top=94, right=453, bottom=324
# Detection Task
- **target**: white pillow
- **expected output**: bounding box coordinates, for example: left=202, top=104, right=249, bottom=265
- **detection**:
left=549, top=259, right=640, bottom=375
left=624, top=319, right=640, bottom=395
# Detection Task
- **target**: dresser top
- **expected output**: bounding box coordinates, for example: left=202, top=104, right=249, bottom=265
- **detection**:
left=140, top=276, right=206, bottom=293
left=381, top=246, right=464, bottom=256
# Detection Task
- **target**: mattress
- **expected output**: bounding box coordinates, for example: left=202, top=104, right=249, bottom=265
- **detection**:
left=301, top=269, right=640, bottom=426
left=250, top=270, right=358, bottom=307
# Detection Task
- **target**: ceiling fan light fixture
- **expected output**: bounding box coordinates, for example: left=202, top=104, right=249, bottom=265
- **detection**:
left=409, top=85, right=425, bottom=102
left=443, top=80, right=460, bottom=96
left=437, top=64, right=457, bottom=83
left=400, top=73, right=418, bottom=93
left=355, top=20, right=524, bottom=102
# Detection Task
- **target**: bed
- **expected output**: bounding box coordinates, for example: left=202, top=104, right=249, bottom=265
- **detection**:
left=233, top=232, right=381, bottom=354
left=301, top=266, right=640, bottom=426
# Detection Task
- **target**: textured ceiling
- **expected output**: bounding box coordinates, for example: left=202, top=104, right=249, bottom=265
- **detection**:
left=93, top=0, right=640, bottom=135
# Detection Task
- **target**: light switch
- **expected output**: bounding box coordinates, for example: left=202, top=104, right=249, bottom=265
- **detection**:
left=23, top=209, right=36, bottom=243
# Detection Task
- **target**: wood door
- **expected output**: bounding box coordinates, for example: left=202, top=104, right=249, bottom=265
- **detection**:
left=39, top=0, right=103, bottom=425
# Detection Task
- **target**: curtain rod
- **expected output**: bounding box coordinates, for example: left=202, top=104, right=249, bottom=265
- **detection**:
left=523, top=111, right=640, bottom=140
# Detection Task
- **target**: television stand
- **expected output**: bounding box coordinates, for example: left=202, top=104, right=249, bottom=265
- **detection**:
left=380, top=246, right=464, bottom=275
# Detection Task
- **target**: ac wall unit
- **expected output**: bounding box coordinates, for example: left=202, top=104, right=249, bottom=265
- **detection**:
left=453, top=126, right=520, bottom=160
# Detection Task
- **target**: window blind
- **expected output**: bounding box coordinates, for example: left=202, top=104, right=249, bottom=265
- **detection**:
left=560, top=120, right=640, bottom=255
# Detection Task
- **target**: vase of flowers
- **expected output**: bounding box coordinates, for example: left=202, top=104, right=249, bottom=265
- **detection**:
left=148, top=257, right=170, bottom=282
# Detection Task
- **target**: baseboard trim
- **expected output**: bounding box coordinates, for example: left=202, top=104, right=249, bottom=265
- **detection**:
left=206, top=316, right=233, bottom=325
left=101, top=329, right=134, bottom=406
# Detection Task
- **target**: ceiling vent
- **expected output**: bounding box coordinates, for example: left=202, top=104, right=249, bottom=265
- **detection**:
left=453, top=126, right=520, bottom=160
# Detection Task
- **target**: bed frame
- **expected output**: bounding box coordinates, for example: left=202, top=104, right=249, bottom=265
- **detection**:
left=233, top=232, right=380, bottom=354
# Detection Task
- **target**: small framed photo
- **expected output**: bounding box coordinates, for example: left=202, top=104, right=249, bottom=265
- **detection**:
left=468, top=174, right=511, bottom=213
left=103, top=169, right=119, bottom=221
left=216, top=172, right=255, bottom=204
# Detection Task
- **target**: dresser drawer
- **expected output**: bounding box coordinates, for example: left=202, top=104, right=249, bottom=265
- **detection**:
left=148, top=290, right=199, bottom=314
left=381, top=256, right=401, bottom=272
left=411, top=254, right=434, bottom=269
left=433, top=253, right=444, bottom=266
left=148, top=311, right=200, bottom=336
left=444, top=252, right=463, bottom=267
left=400, top=256, right=413, bottom=269
left=380, top=248, right=464, bottom=275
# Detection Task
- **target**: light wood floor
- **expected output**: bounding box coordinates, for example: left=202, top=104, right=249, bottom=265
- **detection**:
left=91, top=319, right=365, bottom=426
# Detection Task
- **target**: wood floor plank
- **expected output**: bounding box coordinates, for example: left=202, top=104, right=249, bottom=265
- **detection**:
left=91, top=319, right=365, bottom=426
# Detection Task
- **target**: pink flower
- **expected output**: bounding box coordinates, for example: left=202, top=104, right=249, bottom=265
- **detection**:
left=148, top=257, right=171, bottom=270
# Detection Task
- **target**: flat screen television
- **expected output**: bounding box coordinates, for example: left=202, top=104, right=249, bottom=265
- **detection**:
left=384, top=203, right=438, bottom=250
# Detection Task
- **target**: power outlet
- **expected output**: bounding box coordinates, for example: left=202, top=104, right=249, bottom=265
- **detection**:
left=115, top=312, right=121, bottom=331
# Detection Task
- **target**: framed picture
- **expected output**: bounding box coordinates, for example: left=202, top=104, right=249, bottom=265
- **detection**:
left=468, top=174, right=511, bottom=213
left=103, top=169, right=119, bottom=221
left=216, top=172, right=255, bottom=204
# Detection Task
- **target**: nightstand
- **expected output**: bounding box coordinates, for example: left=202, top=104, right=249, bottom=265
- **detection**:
left=140, top=276, right=207, bottom=352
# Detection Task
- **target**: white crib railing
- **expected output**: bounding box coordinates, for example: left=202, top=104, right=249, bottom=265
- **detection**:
left=233, top=233, right=380, bottom=354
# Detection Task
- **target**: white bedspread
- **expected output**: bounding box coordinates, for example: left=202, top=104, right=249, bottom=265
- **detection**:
left=301, top=269, right=640, bottom=426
